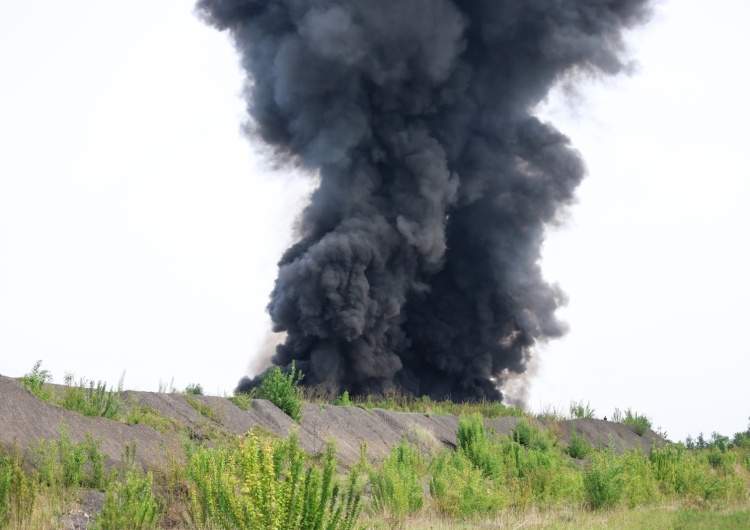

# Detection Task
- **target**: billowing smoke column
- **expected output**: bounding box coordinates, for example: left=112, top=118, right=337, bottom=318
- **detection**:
left=197, top=0, right=652, bottom=401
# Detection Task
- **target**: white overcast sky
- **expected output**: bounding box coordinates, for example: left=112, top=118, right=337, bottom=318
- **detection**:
left=1, top=1, right=748, bottom=442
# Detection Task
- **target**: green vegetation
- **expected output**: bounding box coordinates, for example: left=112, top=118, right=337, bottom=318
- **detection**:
left=333, top=390, right=352, bottom=407
left=126, top=406, right=185, bottom=436
left=186, top=432, right=361, bottom=530
left=369, top=439, right=425, bottom=526
left=9, top=361, right=750, bottom=528
left=19, top=360, right=53, bottom=402
left=621, top=409, right=653, bottom=436
left=184, top=396, right=223, bottom=425
left=228, top=393, right=253, bottom=411
left=61, top=372, right=125, bottom=420
left=20, top=361, right=125, bottom=420
left=185, top=383, right=204, bottom=396
left=565, top=427, right=594, bottom=459
left=93, top=468, right=160, bottom=530
left=251, top=362, right=304, bottom=422
left=33, top=424, right=106, bottom=491
left=569, top=400, right=596, bottom=419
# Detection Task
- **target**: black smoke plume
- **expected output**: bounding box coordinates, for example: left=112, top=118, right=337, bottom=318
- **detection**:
left=196, top=0, right=652, bottom=401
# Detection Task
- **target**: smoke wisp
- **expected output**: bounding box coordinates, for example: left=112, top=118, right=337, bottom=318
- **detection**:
left=196, top=0, right=653, bottom=401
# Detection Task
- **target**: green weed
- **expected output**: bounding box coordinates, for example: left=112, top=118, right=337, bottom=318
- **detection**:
left=618, top=408, right=652, bottom=436
left=0, top=445, right=36, bottom=529
left=369, top=438, right=424, bottom=527
left=33, top=424, right=106, bottom=491
left=565, top=427, right=593, bottom=459
left=184, top=396, right=223, bottom=424
left=333, top=391, right=352, bottom=407
left=186, top=432, right=361, bottom=530
left=126, top=406, right=185, bottom=436
left=61, top=372, right=125, bottom=420
left=228, top=394, right=253, bottom=411
left=256, top=362, right=304, bottom=422
left=93, top=467, right=160, bottom=530
left=185, top=383, right=204, bottom=395
left=569, top=400, right=596, bottom=419
left=19, top=360, right=53, bottom=402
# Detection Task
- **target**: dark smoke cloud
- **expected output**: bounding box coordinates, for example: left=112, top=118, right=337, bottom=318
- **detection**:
left=196, top=0, right=652, bottom=401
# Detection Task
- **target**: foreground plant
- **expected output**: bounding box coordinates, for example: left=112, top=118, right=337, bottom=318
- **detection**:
left=254, top=362, right=304, bottom=422
left=186, top=432, right=361, bottom=530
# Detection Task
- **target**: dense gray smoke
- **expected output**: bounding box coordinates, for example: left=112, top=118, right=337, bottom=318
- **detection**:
left=196, top=0, right=652, bottom=401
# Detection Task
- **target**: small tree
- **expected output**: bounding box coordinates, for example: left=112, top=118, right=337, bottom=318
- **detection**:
left=258, top=362, right=304, bottom=422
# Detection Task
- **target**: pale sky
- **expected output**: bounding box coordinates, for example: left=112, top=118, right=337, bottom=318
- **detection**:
left=1, top=1, right=748, bottom=442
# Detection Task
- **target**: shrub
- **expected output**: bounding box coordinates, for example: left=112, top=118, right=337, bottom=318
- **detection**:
left=619, top=450, right=660, bottom=507
left=228, top=393, right=253, bottom=411
left=583, top=446, right=625, bottom=509
left=186, top=432, right=361, bottom=530
left=61, top=373, right=125, bottom=420
left=185, top=383, right=204, bottom=395
left=0, top=446, right=36, bottom=529
left=620, top=409, right=652, bottom=436
left=457, top=414, right=503, bottom=480
left=184, top=396, right=223, bottom=424
left=566, top=428, right=593, bottom=459
left=93, top=468, right=160, bottom=530
left=569, top=400, right=596, bottom=419
left=429, top=449, right=504, bottom=518
left=511, top=419, right=553, bottom=452
left=369, top=438, right=425, bottom=525
left=33, top=424, right=106, bottom=491
left=20, top=360, right=53, bottom=402
left=257, top=362, right=304, bottom=422
left=333, top=391, right=352, bottom=407
left=126, top=406, right=184, bottom=436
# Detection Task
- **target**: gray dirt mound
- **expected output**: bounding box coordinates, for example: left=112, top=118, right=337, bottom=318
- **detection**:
left=0, top=374, right=666, bottom=471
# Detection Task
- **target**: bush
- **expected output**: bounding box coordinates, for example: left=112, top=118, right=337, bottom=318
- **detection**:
left=185, top=383, right=204, bottom=395
left=61, top=373, right=125, bottom=420
left=0, top=446, right=36, bottom=529
left=93, top=468, right=160, bottom=530
left=620, top=409, right=652, bottom=436
left=228, top=393, right=253, bottom=411
left=566, top=428, right=593, bottom=459
left=257, top=362, right=304, bottom=422
left=511, top=420, right=553, bottom=452
left=429, top=450, right=504, bottom=518
left=33, top=424, right=106, bottom=491
left=20, top=360, right=53, bottom=402
left=369, top=438, right=424, bottom=525
left=569, top=400, right=596, bottom=419
left=583, top=447, right=625, bottom=509
left=186, top=432, right=361, bottom=530
left=457, top=414, right=504, bottom=480
left=333, top=391, right=352, bottom=407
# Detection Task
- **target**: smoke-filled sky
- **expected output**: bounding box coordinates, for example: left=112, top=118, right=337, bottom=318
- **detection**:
left=1, top=0, right=748, bottom=441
